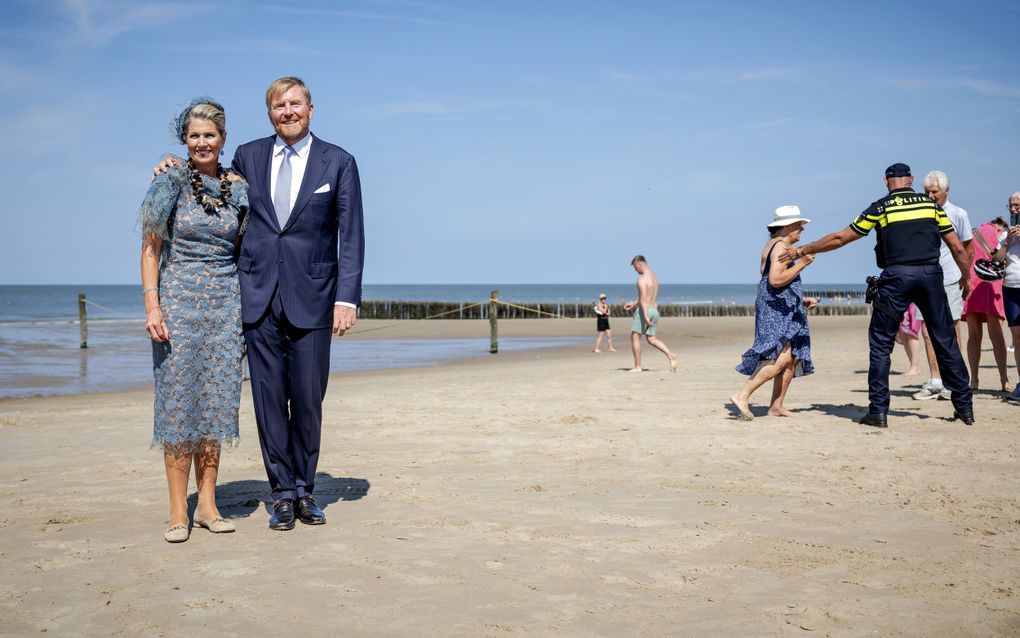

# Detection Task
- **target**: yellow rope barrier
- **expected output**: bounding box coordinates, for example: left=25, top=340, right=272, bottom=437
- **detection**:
left=345, top=297, right=578, bottom=338
left=493, top=299, right=565, bottom=319
left=347, top=298, right=573, bottom=337
left=81, top=298, right=119, bottom=314
left=348, top=301, right=488, bottom=335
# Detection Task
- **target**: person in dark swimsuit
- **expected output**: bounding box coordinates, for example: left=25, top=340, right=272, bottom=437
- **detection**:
left=593, top=294, right=615, bottom=353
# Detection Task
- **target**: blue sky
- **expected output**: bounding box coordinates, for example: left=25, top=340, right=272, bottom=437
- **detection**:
left=1, top=0, right=1018, bottom=285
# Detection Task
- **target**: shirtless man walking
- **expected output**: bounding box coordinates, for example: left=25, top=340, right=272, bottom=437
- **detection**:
left=623, top=255, right=678, bottom=373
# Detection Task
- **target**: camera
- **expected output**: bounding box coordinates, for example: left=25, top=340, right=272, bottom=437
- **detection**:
left=864, top=275, right=900, bottom=321
left=865, top=276, right=880, bottom=304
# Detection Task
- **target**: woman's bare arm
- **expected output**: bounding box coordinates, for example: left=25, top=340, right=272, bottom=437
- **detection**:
left=141, top=233, right=169, bottom=342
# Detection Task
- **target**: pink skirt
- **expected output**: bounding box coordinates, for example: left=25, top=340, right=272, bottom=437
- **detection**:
left=896, top=303, right=921, bottom=343
left=962, top=223, right=1005, bottom=319
left=963, top=276, right=1005, bottom=319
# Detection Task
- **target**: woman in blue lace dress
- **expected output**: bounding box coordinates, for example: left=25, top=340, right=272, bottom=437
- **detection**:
left=730, top=206, right=818, bottom=421
left=139, top=99, right=248, bottom=542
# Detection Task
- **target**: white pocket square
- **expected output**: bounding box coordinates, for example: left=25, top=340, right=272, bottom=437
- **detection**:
left=313, top=183, right=331, bottom=194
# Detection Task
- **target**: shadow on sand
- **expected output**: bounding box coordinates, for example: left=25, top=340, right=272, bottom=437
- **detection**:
left=187, top=473, right=371, bottom=520
left=804, top=402, right=942, bottom=424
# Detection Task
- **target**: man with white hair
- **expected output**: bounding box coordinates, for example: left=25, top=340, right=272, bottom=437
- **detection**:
left=912, top=170, right=974, bottom=400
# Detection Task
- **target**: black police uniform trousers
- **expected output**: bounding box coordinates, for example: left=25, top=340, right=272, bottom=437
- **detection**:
left=868, top=264, right=972, bottom=415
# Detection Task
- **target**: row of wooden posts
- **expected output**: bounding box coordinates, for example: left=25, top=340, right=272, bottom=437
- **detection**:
left=74, top=290, right=871, bottom=352
left=361, top=293, right=872, bottom=321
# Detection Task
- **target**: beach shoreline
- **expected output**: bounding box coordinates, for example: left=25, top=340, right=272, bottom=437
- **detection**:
left=0, top=318, right=599, bottom=401
left=0, top=315, right=857, bottom=401
left=2, top=315, right=1019, bottom=636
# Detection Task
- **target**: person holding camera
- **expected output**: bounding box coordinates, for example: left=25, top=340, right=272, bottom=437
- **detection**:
left=994, top=193, right=1020, bottom=401
left=780, top=163, right=973, bottom=428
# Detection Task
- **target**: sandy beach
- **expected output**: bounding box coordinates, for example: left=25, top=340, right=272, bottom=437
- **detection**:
left=1, top=315, right=1018, bottom=636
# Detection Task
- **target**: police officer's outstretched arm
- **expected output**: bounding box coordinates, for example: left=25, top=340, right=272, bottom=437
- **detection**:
left=779, top=225, right=863, bottom=263
left=942, top=230, right=972, bottom=300
left=768, top=242, right=814, bottom=288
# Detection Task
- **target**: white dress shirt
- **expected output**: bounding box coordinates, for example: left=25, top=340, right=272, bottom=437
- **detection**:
left=270, top=131, right=312, bottom=213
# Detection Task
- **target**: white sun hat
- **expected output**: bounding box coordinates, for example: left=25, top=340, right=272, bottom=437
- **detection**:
left=767, top=205, right=811, bottom=228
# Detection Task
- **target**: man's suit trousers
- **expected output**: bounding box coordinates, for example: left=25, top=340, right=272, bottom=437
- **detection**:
left=244, top=286, right=332, bottom=500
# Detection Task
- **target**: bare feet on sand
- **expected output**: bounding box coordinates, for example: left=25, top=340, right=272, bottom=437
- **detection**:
left=593, top=349, right=601, bottom=353
left=767, top=406, right=796, bottom=417
left=609, top=347, right=617, bottom=352
left=669, top=354, right=678, bottom=373
left=628, top=367, right=643, bottom=373
left=729, top=394, right=753, bottom=421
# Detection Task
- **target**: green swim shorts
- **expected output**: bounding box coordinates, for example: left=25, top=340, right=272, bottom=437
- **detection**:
left=630, top=306, right=660, bottom=336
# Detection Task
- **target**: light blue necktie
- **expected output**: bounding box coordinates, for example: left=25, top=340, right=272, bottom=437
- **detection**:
left=273, top=145, right=294, bottom=228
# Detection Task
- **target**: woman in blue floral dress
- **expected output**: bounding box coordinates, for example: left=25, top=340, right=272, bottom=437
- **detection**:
left=730, top=206, right=818, bottom=421
left=139, top=99, right=248, bottom=542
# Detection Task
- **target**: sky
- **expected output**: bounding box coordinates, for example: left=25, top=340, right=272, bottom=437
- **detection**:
left=1, top=0, right=1018, bottom=286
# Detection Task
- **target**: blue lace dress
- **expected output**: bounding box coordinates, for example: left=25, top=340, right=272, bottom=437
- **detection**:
left=736, top=241, right=814, bottom=377
left=138, top=165, right=248, bottom=453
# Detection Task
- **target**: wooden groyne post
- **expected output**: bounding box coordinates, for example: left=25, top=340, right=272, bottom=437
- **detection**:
left=78, top=293, right=88, bottom=349
left=489, top=290, right=498, bottom=354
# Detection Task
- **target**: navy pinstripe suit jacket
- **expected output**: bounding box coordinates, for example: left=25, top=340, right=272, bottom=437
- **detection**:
left=232, top=134, right=365, bottom=329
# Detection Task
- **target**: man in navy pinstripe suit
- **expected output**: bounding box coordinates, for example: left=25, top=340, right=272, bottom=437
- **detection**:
left=230, top=77, right=365, bottom=530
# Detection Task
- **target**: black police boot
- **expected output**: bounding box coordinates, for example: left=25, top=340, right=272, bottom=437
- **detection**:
left=859, top=412, right=888, bottom=428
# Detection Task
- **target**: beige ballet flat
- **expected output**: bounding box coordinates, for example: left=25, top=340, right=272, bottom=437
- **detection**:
left=193, top=514, right=235, bottom=533
left=164, top=524, right=190, bottom=543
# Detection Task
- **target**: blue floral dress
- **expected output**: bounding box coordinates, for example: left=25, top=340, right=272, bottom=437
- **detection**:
left=138, top=165, right=248, bottom=453
left=736, top=241, right=814, bottom=377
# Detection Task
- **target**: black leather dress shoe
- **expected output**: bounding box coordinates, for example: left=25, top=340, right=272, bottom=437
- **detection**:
left=953, top=411, right=975, bottom=426
left=269, top=499, right=296, bottom=531
left=859, top=412, right=888, bottom=428
left=297, top=496, right=326, bottom=525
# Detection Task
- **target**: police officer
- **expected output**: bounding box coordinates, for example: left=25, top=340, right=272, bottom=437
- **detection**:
left=781, top=163, right=974, bottom=427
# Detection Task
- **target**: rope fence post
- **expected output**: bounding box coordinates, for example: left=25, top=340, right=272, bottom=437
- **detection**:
left=78, top=293, right=88, bottom=349
left=489, top=290, right=499, bottom=354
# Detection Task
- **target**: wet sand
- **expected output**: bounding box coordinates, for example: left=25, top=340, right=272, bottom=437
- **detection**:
left=1, top=316, right=1018, bottom=636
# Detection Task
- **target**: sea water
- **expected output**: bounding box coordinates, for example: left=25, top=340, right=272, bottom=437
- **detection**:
left=0, top=284, right=864, bottom=399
